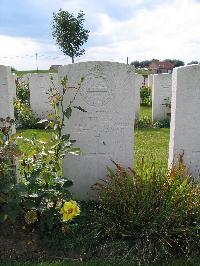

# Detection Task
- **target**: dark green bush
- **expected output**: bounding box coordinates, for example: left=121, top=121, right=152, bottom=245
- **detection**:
left=15, top=78, right=30, bottom=103
left=154, top=117, right=171, bottom=128
left=0, top=118, right=22, bottom=223
left=14, top=78, right=39, bottom=129
left=91, top=159, right=200, bottom=264
left=140, top=85, right=151, bottom=106
left=135, top=115, right=152, bottom=128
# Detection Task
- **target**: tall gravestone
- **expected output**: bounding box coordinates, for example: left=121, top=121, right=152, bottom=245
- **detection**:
left=58, top=61, right=135, bottom=199
left=135, top=74, right=144, bottom=118
left=168, top=64, right=200, bottom=178
left=152, top=73, right=172, bottom=122
left=148, top=74, right=153, bottom=88
left=0, top=65, right=15, bottom=131
left=12, top=73, right=17, bottom=99
left=29, top=73, right=58, bottom=118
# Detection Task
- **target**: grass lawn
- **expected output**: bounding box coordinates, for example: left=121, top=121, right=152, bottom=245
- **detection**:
left=0, top=258, right=199, bottom=266
left=139, top=105, right=152, bottom=119
left=16, top=106, right=170, bottom=171
left=14, top=70, right=57, bottom=76
left=134, top=127, right=170, bottom=170
left=5, top=106, right=181, bottom=266
left=16, top=129, right=53, bottom=154
left=17, top=126, right=170, bottom=172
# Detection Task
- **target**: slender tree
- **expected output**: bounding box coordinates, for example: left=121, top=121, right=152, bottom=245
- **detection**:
left=52, top=9, right=89, bottom=63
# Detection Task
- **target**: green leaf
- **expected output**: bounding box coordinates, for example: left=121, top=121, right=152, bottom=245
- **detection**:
left=23, top=198, right=36, bottom=209
left=73, top=106, right=87, bottom=112
left=0, top=183, right=13, bottom=193
left=4, top=202, right=20, bottom=223
left=63, top=179, right=73, bottom=188
left=62, top=134, right=70, bottom=141
left=64, top=107, right=72, bottom=119
left=0, top=212, right=8, bottom=223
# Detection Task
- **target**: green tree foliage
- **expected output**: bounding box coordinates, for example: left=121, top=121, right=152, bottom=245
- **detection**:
left=131, top=60, right=152, bottom=68
left=52, top=9, right=90, bottom=63
left=131, top=59, right=185, bottom=69
left=187, top=60, right=199, bottom=65
left=164, top=59, right=185, bottom=67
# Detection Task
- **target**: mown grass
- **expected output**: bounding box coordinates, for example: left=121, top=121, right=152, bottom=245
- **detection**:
left=16, top=129, right=53, bottom=154
left=14, top=70, right=57, bottom=76
left=139, top=105, right=152, bottom=119
left=0, top=257, right=199, bottom=266
left=134, top=127, right=170, bottom=170
left=2, top=107, right=198, bottom=266
left=16, top=126, right=170, bottom=172
left=15, top=106, right=170, bottom=171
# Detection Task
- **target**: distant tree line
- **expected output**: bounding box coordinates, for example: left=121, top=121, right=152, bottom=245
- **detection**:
left=131, top=59, right=199, bottom=68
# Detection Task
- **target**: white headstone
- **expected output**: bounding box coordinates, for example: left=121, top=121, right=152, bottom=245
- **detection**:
left=168, top=64, right=200, bottom=178
left=12, top=73, right=17, bottom=99
left=58, top=61, right=135, bottom=199
left=0, top=65, right=15, bottom=119
left=152, top=73, right=172, bottom=122
left=148, top=74, right=153, bottom=87
left=29, top=73, right=58, bottom=118
left=135, top=74, right=144, bottom=118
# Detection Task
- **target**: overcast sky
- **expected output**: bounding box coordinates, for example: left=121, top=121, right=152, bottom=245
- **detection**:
left=1, top=0, right=200, bottom=70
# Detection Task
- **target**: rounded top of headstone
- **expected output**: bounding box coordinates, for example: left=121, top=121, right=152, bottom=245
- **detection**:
left=62, top=61, right=135, bottom=69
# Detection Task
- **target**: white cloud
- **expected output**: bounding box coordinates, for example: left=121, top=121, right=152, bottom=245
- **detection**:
left=0, top=34, right=72, bottom=70
left=1, top=0, right=200, bottom=69
left=88, top=0, right=200, bottom=62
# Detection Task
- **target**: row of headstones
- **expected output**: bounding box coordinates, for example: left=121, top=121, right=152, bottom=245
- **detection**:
left=0, top=63, right=199, bottom=199
left=135, top=73, right=172, bottom=122
left=11, top=69, right=170, bottom=124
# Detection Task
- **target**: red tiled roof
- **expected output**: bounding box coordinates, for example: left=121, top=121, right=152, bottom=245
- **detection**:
left=149, top=61, right=174, bottom=70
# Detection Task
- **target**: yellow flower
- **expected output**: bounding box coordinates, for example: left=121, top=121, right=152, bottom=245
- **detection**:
left=60, top=200, right=80, bottom=221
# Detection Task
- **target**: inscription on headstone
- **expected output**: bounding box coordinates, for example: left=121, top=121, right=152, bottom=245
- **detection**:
left=58, top=61, right=135, bottom=199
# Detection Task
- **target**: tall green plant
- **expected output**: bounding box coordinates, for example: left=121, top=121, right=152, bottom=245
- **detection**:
left=140, top=85, right=151, bottom=106
left=91, top=159, right=200, bottom=263
left=14, top=78, right=38, bottom=129
left=0, top=118, right=22, bottom=222
left=17, top=75, right=86, bottom=235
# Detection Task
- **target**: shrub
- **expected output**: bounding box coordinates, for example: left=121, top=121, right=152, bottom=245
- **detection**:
left=0, top=118, right=22, bottom=223
left=91, top=159, right=200, bottom=264
left=1, top=76, right=86, bottom=242
left=135, top=115, right=152, bottom=128
left=154, top=117, right=171, bottom=128
left=15, top=78, right=30, bottom=103
left=14, top=78, right=39, bottom=129
left=14, top=100, right=39, bottom=129
left=140, top=85, right=151, bottom=106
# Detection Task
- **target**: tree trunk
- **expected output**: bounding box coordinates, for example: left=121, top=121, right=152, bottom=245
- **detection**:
left=72, top=57, right=74, bottom=63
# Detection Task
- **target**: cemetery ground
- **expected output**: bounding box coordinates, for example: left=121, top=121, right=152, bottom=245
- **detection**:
left=1, top=257, right=200, bottom=266
left=17, top=106, right=170, bottom=171
left=1, top=63, right=199, bottom=265
left=1, top=112, right=199, bottom=265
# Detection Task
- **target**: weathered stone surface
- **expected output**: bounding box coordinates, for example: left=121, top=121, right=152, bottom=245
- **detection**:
left=135, top=74, right=144, bottom=117
left=29, top=73, right=58, bottom=118
left=168, top=64, right=200, bottom=178
left=148, top=74, right=153, bottom=87
left=0, top=65, right=15, bottom=119
left=58, top=61, right=135, bottom=199
left=152, top=73, right=172, bottom=122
